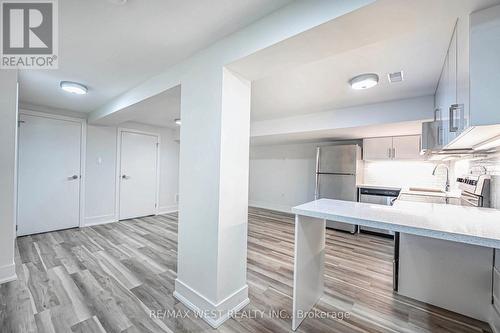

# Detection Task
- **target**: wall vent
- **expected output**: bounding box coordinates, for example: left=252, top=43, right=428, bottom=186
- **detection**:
left=388, top=71, right=404, bottom=83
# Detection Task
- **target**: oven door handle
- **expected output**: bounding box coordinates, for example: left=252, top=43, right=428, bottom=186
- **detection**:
left=460, top=194, right=479, bottom=207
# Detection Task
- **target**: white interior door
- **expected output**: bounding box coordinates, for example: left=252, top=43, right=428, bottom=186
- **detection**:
left=119, top=131, right=158, bottom=220
left=17, top=114, right=82, bottom=236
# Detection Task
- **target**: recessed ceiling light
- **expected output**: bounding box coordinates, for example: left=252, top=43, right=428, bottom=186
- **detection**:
left=349, top=73, right=379, bottom=90
left=60, top=81, right=88, bottom=95
left=174, top=118, right=181, bottom=126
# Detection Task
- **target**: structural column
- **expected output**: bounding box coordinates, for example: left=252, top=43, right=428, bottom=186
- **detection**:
left=0, top=70, right=18, bottom=284
left=174, top=66, right=251, bottom=328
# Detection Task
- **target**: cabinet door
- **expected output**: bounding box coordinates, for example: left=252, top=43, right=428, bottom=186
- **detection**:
left=363, top=137, right=393, bottom=160
left=456, top=17, right=470, bottom=131
left=435, top=72, right=445, bottom=147
left=440, top=52, right=451, bottom=146
left=470, top=5, right=500, bottom=126
left=393, top=136, right=422, bottom=160
left=447, top=24, right=460, bottom=142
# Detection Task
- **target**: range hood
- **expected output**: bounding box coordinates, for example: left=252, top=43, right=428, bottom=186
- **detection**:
left=444, top=124, right=500, bottom=151
left=421, top=121, right=500, bottom=154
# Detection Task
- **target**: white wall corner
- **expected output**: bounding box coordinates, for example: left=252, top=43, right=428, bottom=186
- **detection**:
left=248, top=201, right=293, bottom=215
left=490, top=301, right=500, bottom=333
left=0, top=263, right=17, bottom=285
left=158, top=205, right=178, bottom=215
left=84, top=214, right=118, bottom=227
left=174, top=279, right=249, bottom=328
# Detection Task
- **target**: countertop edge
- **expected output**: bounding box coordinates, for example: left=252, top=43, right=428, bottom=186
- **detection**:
left=291, top=203, right=500, bottom=249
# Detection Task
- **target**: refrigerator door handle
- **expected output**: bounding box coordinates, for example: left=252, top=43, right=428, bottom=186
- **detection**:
left=315, top=173, right=320, bottom=200
left=315, top=147, right=321, bottom=173
left=315, top=147, right=320, bottom=200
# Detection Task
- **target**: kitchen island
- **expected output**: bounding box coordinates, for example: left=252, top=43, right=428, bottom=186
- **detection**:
left=291, top=198, right=500, bottom=330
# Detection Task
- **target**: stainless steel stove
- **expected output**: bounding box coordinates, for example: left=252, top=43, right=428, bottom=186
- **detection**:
left=456, top=174, right=491, bottom=207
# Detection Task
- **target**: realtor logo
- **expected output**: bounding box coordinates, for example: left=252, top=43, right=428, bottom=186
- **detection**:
left=1, top=0, right=58, bottom=69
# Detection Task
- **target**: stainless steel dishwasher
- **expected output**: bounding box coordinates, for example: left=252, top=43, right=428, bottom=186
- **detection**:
left=358, top=186, right=401, bottom=291
left=358, top=187, right=401, bottom=236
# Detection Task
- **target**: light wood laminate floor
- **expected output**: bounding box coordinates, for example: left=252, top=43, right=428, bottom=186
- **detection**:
left=0, top=207, right=493, bottom=332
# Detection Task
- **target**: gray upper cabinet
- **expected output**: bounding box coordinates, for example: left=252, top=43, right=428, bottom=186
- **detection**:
left=456, top=13, right=470, bottom=131
left=363, top=136, right=421, bottom=161
left=470, top=5, right=500, bottom=126
left=447, top=24, right=461, bottom=142
left=435, top=21, right=462, bottom=147
left=363, top=137, right=393, bottom=160
left=437, top=5, right=500, bottom=150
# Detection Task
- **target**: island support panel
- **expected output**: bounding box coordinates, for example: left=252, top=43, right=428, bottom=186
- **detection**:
left=292, top=215, right=325, bottom=330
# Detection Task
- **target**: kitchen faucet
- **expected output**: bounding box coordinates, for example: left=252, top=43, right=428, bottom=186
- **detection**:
left=432, top=163, right=450, bottom=192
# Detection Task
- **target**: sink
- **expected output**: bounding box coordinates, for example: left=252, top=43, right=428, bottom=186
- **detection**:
left=397, top=193, right=461, bottom=205
left=408, top=187, right=445, bottom=193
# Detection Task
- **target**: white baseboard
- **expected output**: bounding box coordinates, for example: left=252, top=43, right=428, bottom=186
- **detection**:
left=158, top=205, right=178, bottom=215
left=84, top=214, right=117, bottom=227
left=0, top=263, right=17, bottom=285
left=174, top=279, right=249, bottom=328
left=490, top=299, right=500, bottom=333
left=491, top=316, right=500, bottom=333
left=492, top=321, right=500, bottom=333
left=248, top=201, right=293, bottom=214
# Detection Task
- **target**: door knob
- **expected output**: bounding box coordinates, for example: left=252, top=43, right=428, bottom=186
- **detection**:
left=68, top=175, right=79, bottom=180
left=122, top=175, right=129, bottom=179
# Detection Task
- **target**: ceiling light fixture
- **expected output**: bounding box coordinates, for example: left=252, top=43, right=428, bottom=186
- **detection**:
left=60, top=81, right=88, bottom=95
left=174, top=118, right=181, bottom=126
left=349, top=73, right=379, bottom=90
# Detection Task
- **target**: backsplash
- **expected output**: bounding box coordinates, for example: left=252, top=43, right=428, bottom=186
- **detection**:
left=360, top=157, right=500, bottom=209
left=363, top=160, right=448, bottom=189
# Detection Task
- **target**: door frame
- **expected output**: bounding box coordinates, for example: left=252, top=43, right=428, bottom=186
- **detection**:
left=17, top=110, right=87, bottom=234
left=115, top=128, right=160, bottom=220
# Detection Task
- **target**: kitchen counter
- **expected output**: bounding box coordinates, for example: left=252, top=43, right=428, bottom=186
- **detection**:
left=292, top=198, right=500, bottom=248
left=357, top=184, right=402, bottom=191
left=357, top=184, right=462, bottom=198
left=290, top=198, right=500, bottom=330
left=400, top=188, right=462, bottom=198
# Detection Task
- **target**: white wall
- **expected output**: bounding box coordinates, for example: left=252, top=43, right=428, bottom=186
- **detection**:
left=84, top=125, right=118, bottom=225
left=85, top=121, right=180, bottom=225
left=249, top=141, right=363, bottom=212
left=249, top=141, right=448, bottom=213
left=363, top=160, right=448, bottom=189
left=217, top=69, right=251, bottom=302
left=251, top=95, right=434, bottom=139
left=0, top=70, right=18, bottom=284
left=249, top=142, right=318, bottom=212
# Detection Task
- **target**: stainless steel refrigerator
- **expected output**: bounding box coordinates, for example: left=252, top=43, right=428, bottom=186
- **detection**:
left=315, top=144, right=363, bottom=233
